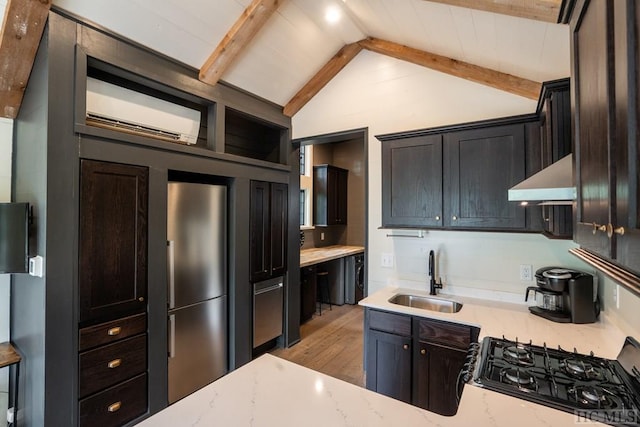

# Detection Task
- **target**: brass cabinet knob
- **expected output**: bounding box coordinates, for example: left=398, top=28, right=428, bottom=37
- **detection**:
left=108, top=401, right=121, bottom=413
left=403, top=344, right=409, bottom=350
left=592, top=222, right=607, bottom=235
left=107, top=359, right=122, bottom=369
left=420, top=349, right=426, bottom=355
left=435, top=215, right=441, bottom=221
left=614, top=226, right=625, bottom=236
left=107, top=327, right=121, bottom=336
left=138, top=297, right=145, bottom=302
left=452, top=215, right=458, bottom=221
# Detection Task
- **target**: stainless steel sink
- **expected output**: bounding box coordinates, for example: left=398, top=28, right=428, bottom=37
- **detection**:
left=388, top=294, right=463, bottom=313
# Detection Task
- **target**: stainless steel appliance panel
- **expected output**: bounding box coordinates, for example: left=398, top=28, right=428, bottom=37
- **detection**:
left=167, top=182, right=227, bottom=308
left=168, top=296, right=227, bottom=404
left=253, top=277, right=283, bottom=348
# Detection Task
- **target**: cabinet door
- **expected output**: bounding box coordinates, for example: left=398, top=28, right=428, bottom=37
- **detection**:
left=572, top=0, right=615, bottom=258
left=415, top=342, right=466, bottom=416
left=335, top=168, right=348, bottom=225
left=381, top=135, right=443, bottom=228
left=300, top=266, right=317, bottom=323
left=79, top=160, right=148, bottom=324
left=250, top=181, right=270, bottom=282
left=365, top=329, right=412, bottom=404
left=270, top=183, right=288, bottom=277
left=444, top=124, right=525, bottom=229
left=614, top=0, right=640, bottom=273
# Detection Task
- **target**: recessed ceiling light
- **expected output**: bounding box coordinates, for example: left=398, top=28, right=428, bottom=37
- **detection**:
left=325, top=6, right=341, bottom=24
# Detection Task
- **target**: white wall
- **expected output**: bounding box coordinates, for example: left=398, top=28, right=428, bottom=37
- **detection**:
left=292, top=50, right=591, bottom=303
left=0, top=117, right=12, bottom=421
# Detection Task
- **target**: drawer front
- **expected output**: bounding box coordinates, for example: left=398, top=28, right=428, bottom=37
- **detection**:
left=79, top=335, right=147, bottom=398
left=79, top=373, right=147, bottom=427
left=368, top=309, right=411, bottom=336
left=79, top=313, right=146, bottom=351
left=417, top=318, right=471, bottom=349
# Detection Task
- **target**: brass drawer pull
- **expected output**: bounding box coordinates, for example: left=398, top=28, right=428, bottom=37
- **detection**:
left=107, top=359, right=122, bottom=369
left=107, top=327, right=121, bottom=336
left=108, top=401, right=121, bottom=413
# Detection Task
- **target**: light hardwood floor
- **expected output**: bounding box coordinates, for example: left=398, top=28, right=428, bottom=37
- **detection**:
left=271, top=303, right=365, bottom=387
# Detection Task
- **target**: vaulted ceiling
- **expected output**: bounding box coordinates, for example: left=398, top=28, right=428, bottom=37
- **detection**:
left=0, top=0, right=569, bottom=119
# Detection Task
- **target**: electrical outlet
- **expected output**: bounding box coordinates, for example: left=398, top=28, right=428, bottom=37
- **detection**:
left=7, top=408, right=14, bottom=424
left=381, top=253, right=394, bottom=268
left=519, top=264, right=533, bottom=281
left=320, top=232, right=325, bottom=241
left=614, top=284, right=620, bottom=309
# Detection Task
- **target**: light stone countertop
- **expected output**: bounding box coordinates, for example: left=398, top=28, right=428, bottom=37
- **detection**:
left=300, top=245, right=364, bottom=267
left=135, top=353, right=591, bottom=427
left=359, top=286, right=628, bottom=359
left=135, top=285, right=632, bottom=426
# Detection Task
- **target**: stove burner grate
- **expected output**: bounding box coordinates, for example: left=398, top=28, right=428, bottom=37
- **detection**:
left=500, top=367, right=537, bottom=391
left=562, top=358, right=605, bottom=381
left=503, top=345, right=535, bottom=367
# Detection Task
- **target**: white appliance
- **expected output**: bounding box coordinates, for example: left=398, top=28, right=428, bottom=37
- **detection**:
left=86, top=77, right=201, bottom=145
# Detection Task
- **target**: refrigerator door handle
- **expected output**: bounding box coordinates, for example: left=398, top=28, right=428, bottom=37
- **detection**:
left=168, top=314, right=176, bottom=358
left=254, top=282, right=283, bottom=296
left=167, top=240, right=175, bottom=308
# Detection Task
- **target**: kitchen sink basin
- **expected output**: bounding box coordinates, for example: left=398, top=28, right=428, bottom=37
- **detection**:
left=388, top=294, right=463, bottom=313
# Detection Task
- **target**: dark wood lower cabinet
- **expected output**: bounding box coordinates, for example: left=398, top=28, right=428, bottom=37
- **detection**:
left=365, top=329, right=412, bottom=404
left=364, top=308, right=478, bottom=416
left=300, top=266, right=317, bottom=323
left=79, top=373, right=148, bottom=427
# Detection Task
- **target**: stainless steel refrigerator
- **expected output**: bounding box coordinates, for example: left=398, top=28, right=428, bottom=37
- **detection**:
left=167, top=182, right=228, bottom=404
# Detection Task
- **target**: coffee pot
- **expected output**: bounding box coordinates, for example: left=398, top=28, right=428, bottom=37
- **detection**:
left=525, top=267, right=600, bottom=324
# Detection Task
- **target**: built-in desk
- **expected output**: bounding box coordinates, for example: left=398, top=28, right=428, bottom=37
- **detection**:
left=300, top=245, right=364, bottom=267
left=299, top=245, right=365, bottom=322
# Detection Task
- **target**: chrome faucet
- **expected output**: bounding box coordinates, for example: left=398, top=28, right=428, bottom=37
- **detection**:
left=428, top=250, right=442, bottom=295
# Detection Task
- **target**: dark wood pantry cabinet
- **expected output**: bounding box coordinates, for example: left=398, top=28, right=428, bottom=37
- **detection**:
left=313, top=164, right=348, bottom=226
left=364, top=308, right=479, bottom=416
left=250, top=181, right=289, bottom=283
left=79, top=160, right=149, bottom=324
left=566, top=0, right=640, bottom=276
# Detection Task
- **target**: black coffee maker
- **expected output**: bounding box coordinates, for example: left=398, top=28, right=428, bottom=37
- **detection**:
left=525, top=267, right=600, bottom=324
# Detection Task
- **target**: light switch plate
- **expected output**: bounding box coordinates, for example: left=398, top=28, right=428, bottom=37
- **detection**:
left=381, top=253, right=394, bottom=268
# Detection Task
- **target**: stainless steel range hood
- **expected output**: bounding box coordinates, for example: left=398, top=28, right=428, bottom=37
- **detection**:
left=508, top=154, right=576, bottom=205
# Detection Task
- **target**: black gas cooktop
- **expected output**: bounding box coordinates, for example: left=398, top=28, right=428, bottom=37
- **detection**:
left=473, top=336, right=640, bottom=426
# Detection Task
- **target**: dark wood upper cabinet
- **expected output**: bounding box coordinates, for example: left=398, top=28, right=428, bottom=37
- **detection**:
left=568, top=0, right=640, bottom=275
left=379, top=118, right=535, bottom=231
left=313, top=164, right=348, bottom=226
left=250, top=180, right=288, bottom=282
left=444, top=124, right=526, bottom=229
left=538, top=79, right=573, bottom=239
left=79, top=160, right=148, bottom=324
left=381, top=135, right=443, bottom=228
left=571, top=0, right=615, bottom=259
left=612, top=0, right=640, bottom=273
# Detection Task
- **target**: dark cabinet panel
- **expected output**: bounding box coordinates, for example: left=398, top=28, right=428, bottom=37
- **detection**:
left=78, top=373, right=147, bottom=427
left=613, top=0, right=640, bottom=273
left=445, top=124, right=526, bottom=229
left=79, top=160, right=148, bottom=324
left=250, top=180, right=288, bottom=282
left=365, top=329, right=412, bottom=404
left=414, top=341, right=467, bottom=416
left=313, top=164, right=348, bottom=226
left=539, top=79, right=573, bottom=239
left=572, top=0, right=615, bottom=258
left=381, top=135, right=443, bottom=227
left=300, top=266, right=317, bottom=323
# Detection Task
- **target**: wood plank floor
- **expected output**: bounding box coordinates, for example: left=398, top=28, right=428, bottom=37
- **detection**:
left=271, top=303, right=365, bottom=387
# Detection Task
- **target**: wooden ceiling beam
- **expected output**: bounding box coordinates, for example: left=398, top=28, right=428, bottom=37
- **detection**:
left=424, top=0, right=562, bottom=23
left=199, top=0, right=282, bottom=86
left=0, top=0, right=51, bottom=119
left=359, top=37, right=541, bottom=100
left=283, top=42, right=362, bottom=117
